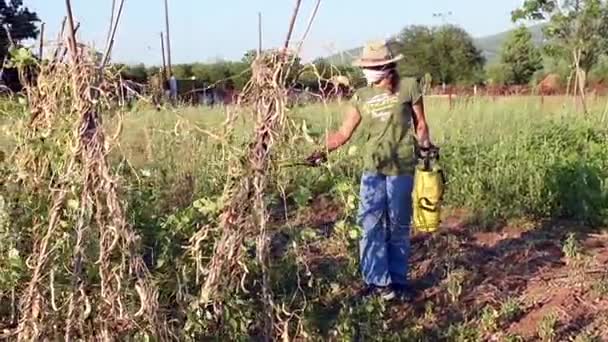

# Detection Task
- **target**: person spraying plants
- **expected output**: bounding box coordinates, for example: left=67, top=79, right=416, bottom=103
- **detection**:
left=306, top=40, right=433, bottom=301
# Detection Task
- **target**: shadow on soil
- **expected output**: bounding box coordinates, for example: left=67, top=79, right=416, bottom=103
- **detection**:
left=270, top=197, right=608, bottom=340
left=266, top=159, right=608, bottom=340
left=408, top=215, right=607, bottom=340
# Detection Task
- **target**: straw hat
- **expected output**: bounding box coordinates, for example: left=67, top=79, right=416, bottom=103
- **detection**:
left=352, top=40, right=403, bottom=68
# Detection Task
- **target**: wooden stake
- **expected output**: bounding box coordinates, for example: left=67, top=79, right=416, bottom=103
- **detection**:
left=258, top=12, right=262, bottom=55
left=100, top=0, right=126, bottom=68
left=164, top=0, right=173, bottom=75
left=284, top=0, right=302, bottom=49
left=39, top=23, right=45, bottom=59
left=52, top=17, right=67, bottom=61
left=64, top=0, right=78, bottom=62
left=106, top=0, right=117, bottom=44
left=295, top=0, right=321, bottom=54
left=160, top=32, right=167, bottom=80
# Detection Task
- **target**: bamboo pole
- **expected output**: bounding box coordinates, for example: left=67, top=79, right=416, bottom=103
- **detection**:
left=106, top=0, right=117, bottom=44
left=38, top=23, right=45, bottom=59
left=258, top=12, right=262, bottom=55
left=160, top=32, right=167, bottom=80
left=64, top=0, right=78, bottom=62
left=284, top=0, right=302, bottom=49
left=164, top=0, right=173, bottom=75
left=295, top=0, right=321, bottom=54
left=52, top=17, right=67, bottom=61
left=101, top=0, right=126, bottom=68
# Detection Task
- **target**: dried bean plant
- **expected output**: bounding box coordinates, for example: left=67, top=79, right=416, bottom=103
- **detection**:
left=190, top=49, right=293, bottom=340
left=188, top=1, right=325, bottom=339
left=5, top=5, right=167, bottom=341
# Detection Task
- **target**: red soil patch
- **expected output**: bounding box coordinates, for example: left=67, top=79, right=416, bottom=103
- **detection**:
left=406, top=212, right=608, bottom=340
left=279, top=196, right=608, bottom=339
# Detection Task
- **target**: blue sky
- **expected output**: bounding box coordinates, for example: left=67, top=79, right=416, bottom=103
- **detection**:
left=26, top=0, right=523, bottom=66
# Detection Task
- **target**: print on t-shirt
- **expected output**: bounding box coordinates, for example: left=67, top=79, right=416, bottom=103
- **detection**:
left=363, top=93, right=399, bottom=122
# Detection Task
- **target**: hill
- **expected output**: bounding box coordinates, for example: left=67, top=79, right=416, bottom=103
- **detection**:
left=324, top=24, right=546, bottom=65
left=475, top=24, right=545, bottom=62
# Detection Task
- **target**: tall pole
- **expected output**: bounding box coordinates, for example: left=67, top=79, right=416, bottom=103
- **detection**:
left=164, top=0, right=172, bottom=76
left=100, top=0, right=125, bottom=68
left=39, top=22, right=45, bottom=59
left=258, top=12, right=262, bottom=55
left=160, top=32, right=167, bottom=80
left=107, top=0, right=117, bottom=44
left=64, top=0, right=78, bottom=62
left=284, top=0, right=302, bottom=50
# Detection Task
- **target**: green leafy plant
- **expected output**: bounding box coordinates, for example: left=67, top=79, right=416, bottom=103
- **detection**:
left=480, top=305, right=500, bottom=333
left=445, top=322, right=479, bottom=342
left=500, top=297, right=523, bottom=323
left=563, top=233, right=582, bottom=262
left=538, top=312, right=559, bottom=342
left=5, top=47, right=37, bottom=69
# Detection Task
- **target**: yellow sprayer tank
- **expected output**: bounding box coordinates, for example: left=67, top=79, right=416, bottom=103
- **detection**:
left=412, top=146, right=445, bottom=233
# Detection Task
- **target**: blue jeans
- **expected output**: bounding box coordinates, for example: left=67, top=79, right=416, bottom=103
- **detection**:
left=358, top=172, right=413, bottom=287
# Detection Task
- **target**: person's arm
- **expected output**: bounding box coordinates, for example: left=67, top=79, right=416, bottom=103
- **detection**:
left=412, top=98, right=431, bottom=148
left=305, top=99, right=362, bottom=166
left=325, top=105, right=361, bottom=152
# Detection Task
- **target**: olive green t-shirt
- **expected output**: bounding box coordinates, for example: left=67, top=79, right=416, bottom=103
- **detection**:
left=351, top=77, right=422, bottom=176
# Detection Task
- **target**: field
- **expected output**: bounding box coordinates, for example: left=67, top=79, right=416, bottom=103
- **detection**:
left=1, top=94, right=608, bottom=340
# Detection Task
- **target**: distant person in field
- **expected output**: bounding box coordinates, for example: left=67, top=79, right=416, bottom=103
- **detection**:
left=169, top=74, right=178, bottom=101
left=306, top=40, right=432, bottom=301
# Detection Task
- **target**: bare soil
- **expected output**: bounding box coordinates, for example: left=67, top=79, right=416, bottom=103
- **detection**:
left=295, top=196, right=608, bottom=341
left=408, top=216, right=608, bottom=341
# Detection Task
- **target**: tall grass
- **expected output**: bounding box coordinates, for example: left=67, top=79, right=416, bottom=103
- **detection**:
left=429, top=96, right=608, bottom=226
left=105, top=96, right=608, bottom=226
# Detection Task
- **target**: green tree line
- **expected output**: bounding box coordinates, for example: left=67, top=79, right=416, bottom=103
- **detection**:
left=118, top=49, right=366, bottom=93
left=0, top=0, right=39, bottom=58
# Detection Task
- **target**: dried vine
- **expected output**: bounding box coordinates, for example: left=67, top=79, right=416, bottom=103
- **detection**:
left=188, top=2, right=322, bottom=339
left=8, top=17, right=167, bottom=342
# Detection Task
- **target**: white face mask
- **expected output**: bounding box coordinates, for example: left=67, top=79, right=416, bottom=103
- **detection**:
left=362, top=68, right=391, bottom=86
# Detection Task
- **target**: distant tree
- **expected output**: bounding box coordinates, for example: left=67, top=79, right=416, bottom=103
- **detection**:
left=588, top=54, right=608, bottom=84
left=225, top=61, right=250, bottom=89
left=395, top=26, right=437, bottom=78
left=512, top=0, right=608, bottom=86
left=0, top=0, right=39, bottom=59
left=395, top=24, right=485, bottom=85
left=191, top=62, right=219, bottom=83
left=499, top=26, right=543, bottom=84
left=485, top=62, right=515, bottom=86
left=339, top=65, right=365, bottom=89
left=147, top=66, right=160, bottom=76
left=120, top=63, right=148, bottom=83
left=432, top=25, right=486, bottom=85
left=172, top=64, right=193, bottom=79
left=190, top=61, right=249, bottom=89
